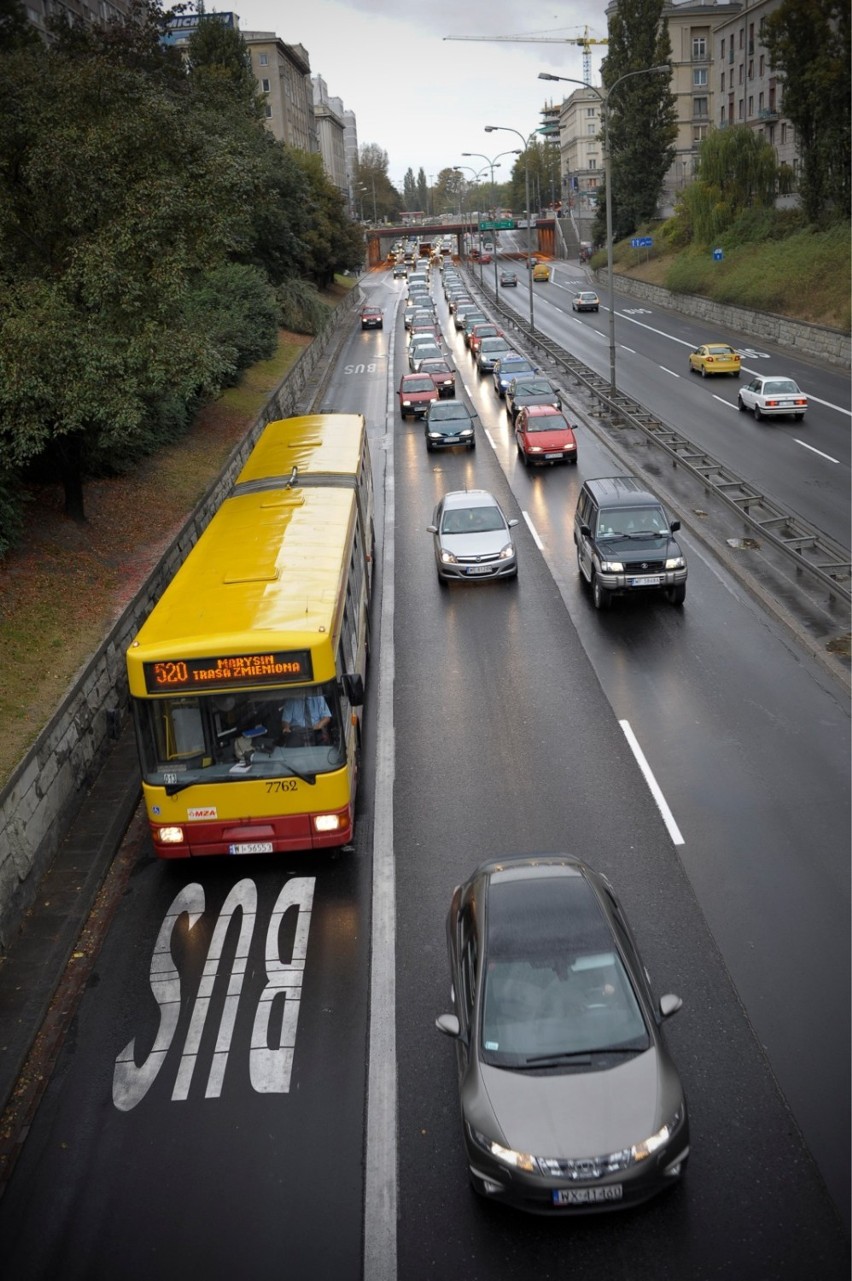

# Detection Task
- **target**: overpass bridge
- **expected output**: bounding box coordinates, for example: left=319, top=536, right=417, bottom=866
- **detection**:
left=363, top=219, right=555, bottom=267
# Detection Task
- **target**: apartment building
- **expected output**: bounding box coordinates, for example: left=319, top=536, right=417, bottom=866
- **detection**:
left=312, top=77, right=348, bottom=198
left=242, top=33, right=317, bottom=153
left=712, top=0, right=797, bottom=174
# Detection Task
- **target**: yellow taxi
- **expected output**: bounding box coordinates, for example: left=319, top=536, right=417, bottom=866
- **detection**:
left=688, top=343, right=741, bottom=377
left=532, top=262, right=551, bottom=282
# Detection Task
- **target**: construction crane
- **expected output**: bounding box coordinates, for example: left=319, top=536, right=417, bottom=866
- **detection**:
left=445, top=25, right=608, bottom=86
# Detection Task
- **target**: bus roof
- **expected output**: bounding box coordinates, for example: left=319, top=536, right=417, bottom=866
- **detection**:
left=235, top=414, right=366, bottom=490
left=127, top=486, right=356, bottom=679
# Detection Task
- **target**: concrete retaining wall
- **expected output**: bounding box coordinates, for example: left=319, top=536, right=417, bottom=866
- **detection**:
left=598, top=271, right=851, bottom=369
left=0, top=295, right=358, bottom=952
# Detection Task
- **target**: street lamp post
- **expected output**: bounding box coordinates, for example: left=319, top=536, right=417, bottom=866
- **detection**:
left=454, top=165, right=491, bottom=266
left=462, top=149, right=520, bottom=294
left=539, top=66, right=669, bottom=391
left=484, top=126, right=536, bottom=335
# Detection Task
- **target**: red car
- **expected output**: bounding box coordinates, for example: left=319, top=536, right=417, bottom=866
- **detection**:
left=359, top=304, right=383, bottom=330
left=468, top=324, right=504, bottom=357
left=398, top=373, right=439, bottom=419
left=514, top=405, right=578, bottom=466
left=418, top=358, right=456, bottom=398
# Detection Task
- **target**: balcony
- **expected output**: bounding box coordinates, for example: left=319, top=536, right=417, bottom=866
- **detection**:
left=759, top=107, right=779, bottom=120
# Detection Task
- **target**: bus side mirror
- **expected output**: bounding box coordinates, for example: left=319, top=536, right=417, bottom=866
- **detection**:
left=342, top=673, right=364, bottom=706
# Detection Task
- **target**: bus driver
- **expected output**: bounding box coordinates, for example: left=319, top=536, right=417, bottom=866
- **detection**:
left=280, top=693, right=332, bottom=746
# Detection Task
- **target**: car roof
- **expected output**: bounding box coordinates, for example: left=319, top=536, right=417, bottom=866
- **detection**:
left=584, top=476, right=665, bottom=507
left=442, top=489, right=499, bottom=510
left=522, top=404, right=566, bottom=417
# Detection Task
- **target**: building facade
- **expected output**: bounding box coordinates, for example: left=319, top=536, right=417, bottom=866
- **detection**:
left=242, top=32, right=317, bottom=153
left=312, top=77, right=348, bottom=195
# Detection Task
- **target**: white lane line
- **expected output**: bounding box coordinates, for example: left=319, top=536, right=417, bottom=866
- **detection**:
left=660, top=366, right=680, bottom=379
left=795, top=438, right=841, bottom=464
left=522, top=511, right=543, bottom=549
left=364, top=322, right=398, bottom=1281
left=621, top=345, right=637, bottom=354
left=618, top=720, right=685, bottom=846
left=805, top=394, right=851, bottom=416
left=712, top=394, right=737, bottom=408
left=485, top=428, right=498, bottom=448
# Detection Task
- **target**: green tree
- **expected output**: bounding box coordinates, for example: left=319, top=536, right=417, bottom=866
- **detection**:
left=433, top=168, right=464, bottom=216
left=0, top=41, right=259, bottom=518
left=667, top=126, right=785, bottom=244
left=185, top=14, right=262, bottom=118
left=289, top=150, right=364, bottom=286
left=764, top=0, right=851, bottom=223
left=593, top=0, right=677, bottom=243
left=0, top=0, right=40, bottom=51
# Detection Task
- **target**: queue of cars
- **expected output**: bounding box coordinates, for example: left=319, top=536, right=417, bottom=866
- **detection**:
left=367, top=259, right=695, bottom=1218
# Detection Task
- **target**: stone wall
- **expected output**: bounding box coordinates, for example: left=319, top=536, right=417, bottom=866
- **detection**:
left=597, top=271, right=851, bottom=369
left=0, top=295, right=358, bottom=952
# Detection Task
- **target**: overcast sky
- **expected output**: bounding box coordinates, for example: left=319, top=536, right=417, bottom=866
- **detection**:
left=234, top=0, right=610, bottom=187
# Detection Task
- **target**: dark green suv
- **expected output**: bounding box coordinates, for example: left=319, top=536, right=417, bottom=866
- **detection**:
left=573, top=477, right=687, bottom=609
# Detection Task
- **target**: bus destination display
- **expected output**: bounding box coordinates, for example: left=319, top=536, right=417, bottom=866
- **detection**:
left=143, top=651, right=313, bottom=694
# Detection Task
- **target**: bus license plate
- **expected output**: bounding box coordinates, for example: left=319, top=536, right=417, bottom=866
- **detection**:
left=630, top=576, right=661, bottom=587
left=553, top=1185, right=623, bottom=1205
left=229, top=842, right=273, bottom=855
left=466, top=565, right=492, bottom=575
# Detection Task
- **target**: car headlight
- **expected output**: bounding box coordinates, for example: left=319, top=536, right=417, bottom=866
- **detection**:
left=665, top=556, right=685, bottom=570
left=402, top=400, right=412, bottom=406
left=499, top=543, right=515, bottom=561
left=428, top=431, right=442, bottom=439
left=439, top=549, right=458, bottom=564
left=471, top=1129, right=537, bottom=1173
left=460, top=428, right=473, bottom=437
left=632, top=1110, right=682, bottom=1162
left=600, top=559, right=624, bottom=573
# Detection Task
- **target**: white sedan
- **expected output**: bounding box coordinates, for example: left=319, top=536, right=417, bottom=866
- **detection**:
left=737, top=375, right=808, bottom=421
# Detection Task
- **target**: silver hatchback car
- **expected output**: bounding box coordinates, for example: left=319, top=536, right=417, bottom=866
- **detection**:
left=427, top=490, right=518, bottom=584
left=436, top=854, right=689, bottom=1213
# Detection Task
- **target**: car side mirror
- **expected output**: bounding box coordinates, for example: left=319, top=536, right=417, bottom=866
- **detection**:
left=580, top=523, right=591, bottom=537
left=670, top=520, right=681, bottom=533
left=426, top=524, right=438, bottom=534
left=660, top=993, right=682, bottom=1019
left=435, top=1013, right=461, bottom=1038
left=508, top=519, right=519, bottom=528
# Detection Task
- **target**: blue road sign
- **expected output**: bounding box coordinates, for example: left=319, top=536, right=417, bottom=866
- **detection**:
left=631, top=236, right=653, bottom=249
left=713, top=248, right=724, bottom=260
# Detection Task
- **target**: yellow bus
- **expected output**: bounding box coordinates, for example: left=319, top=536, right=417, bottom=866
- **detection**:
left=126, top=414, right=374, bottom=858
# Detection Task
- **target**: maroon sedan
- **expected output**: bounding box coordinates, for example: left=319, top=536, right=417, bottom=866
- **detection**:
left=418, top=358, right=456, bottom=398
left=398, top=373, right=439, bottom=419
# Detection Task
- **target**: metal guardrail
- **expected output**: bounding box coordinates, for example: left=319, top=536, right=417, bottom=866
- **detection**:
left=469, top=272, right=852, bottom=605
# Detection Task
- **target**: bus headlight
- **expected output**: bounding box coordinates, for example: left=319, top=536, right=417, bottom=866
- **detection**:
left=314, top=814, right=342, bottom=833
left=158, top=826, right=185, bottom=844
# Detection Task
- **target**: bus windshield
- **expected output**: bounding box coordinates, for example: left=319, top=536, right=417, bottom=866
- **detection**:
left=134, top=681, right=345, bottom=791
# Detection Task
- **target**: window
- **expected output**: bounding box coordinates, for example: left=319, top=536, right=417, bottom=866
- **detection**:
left=748, top=96, right=753, bottom=116
left=264, top=105, right=272, bottom=119
left=693, top=97, right=708, bottom=118
left=261, top=78, right=270, bottom=93
left=759, top=91, right=765, bottom=111
left=739, top=28, right=744, bottom=49
left=720, top=37, right=726, bottom=59
left=588, top=159, right=597, bottom=170
left=721, top=72, right=726, bottom=91
left=759, top=55, right=765, bottom=76
left=738, top=99, right=744, bottom=120
left=587, top=123, right=596, bottom=135
left=748, top=59, right=753, bottom=79
left=693, top=67, right=707, bottom=87
left=781, top=123, right=787, bottom=143
left=258, top=52, right=268, bottom=66
left=738, top=65, right=744, bottom=85
left=692, top=35, right=707, bottom=59
left=586, top=107, right=596, bottom=118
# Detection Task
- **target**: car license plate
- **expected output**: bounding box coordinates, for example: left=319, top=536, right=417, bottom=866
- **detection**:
left=466, top=565, right=492, bottom=575
left=553, top=1185, right=623, bottom=1206
left=229, top=842, right=274, bottom=855
left=630, top=576, right=661, bottom=587
left=544, top=452, right=563, bottom=459
left=779, top=401, right=792, bottom=407
left=443, top=436, right=459, bottom=444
